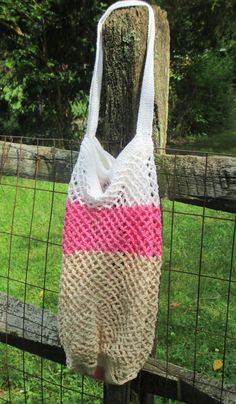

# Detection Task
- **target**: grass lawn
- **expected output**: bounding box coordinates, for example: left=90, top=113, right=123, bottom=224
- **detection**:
left=167, top=127, right=236, bottom=155
left=0, top=175, right=235, bottom=403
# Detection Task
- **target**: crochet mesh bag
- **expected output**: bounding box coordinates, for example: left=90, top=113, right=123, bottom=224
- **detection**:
left=58, top=0, right=162, bottom=385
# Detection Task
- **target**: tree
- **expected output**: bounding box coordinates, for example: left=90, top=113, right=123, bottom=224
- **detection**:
left=0, top=0, right=235, bottom=142
left=159, top=0, right=236, bottom=139
left=0, top=0, right=107, bottom=143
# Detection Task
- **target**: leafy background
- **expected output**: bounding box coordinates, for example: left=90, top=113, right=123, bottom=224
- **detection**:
left=0, top=0, right=236, bottom=149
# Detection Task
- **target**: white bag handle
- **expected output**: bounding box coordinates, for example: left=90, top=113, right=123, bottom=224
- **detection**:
left=85, top=0, right=155, bottom=139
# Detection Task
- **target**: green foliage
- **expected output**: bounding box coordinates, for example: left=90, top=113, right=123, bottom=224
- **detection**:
left=70, top=91, right=89, bottom=140
left=160, top=0, right=236, bottom=56
left=169, top=51, right=235, bottom=139
left=160, top=0, right=236, bottom=141
left=0, top=0, right=236, bottom=142
left=0, top=0, right=107, bottom=141
left=70, top=92, right=88, bottom=121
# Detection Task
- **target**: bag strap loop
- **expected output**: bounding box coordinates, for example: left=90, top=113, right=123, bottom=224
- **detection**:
left=85, top=0, right=155, bottom=139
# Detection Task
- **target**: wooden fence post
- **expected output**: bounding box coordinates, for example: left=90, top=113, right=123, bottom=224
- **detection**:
left=99, top=3, right=170, bottom=404
left=97, top=3, right=170, bottom=155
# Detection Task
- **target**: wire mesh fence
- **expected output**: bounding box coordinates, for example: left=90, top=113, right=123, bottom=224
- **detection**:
left=0, top=135, right=235, bottom=403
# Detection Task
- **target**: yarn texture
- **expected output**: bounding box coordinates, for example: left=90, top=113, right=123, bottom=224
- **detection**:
left=58, top=0, right=162, bottom=385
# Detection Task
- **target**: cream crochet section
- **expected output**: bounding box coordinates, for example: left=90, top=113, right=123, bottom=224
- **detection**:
left=58, top=251, right=161, bottom=385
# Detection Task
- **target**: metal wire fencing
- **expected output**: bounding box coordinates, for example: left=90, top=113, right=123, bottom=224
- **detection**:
left=0, top=135, right=235, bottom=403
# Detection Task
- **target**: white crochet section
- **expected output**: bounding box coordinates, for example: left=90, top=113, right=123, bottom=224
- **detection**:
left=67, top=0, right=158, bottom=209
left=68, top=135, right=160, bottom=208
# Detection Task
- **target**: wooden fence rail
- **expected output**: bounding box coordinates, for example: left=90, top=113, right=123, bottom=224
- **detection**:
left=1, top=292, right=236, bottom=403
left=1, top=141, right=236, bottom=213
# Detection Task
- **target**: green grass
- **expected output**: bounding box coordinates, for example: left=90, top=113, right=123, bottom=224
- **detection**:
left=167, top=127, right=236, bottom=155
left=0, top=175, right=235, bottom=402
left=158, top=201, right=236, bottom=385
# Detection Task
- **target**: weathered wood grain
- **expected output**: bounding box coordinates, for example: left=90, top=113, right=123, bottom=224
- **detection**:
left=1, top=141, right=236, bottom=213
left=0, top=292, right=59, bottom=347
left=0, top=292, right=235, bottom=403
left=97, top=5, right=170, bottom=156
left=156, top=153, right=236, bottom=212
left=0, top=141, right=78, bottom=184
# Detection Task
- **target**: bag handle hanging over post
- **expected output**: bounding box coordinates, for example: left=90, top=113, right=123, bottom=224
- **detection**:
left=86, top=0, right=155, bottom=140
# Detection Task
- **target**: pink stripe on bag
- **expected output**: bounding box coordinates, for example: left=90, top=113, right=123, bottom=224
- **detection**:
left=63, top=201, right=162, bottom=257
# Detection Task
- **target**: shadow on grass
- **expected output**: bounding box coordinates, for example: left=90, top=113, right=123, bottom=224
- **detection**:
left=167, top=128, right=236, bottom=155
